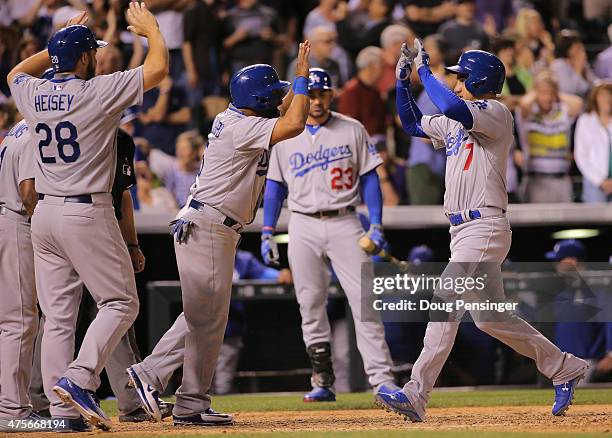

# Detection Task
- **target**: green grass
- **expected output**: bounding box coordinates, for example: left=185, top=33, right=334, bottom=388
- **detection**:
left=100, top=388, right=612, bottom=417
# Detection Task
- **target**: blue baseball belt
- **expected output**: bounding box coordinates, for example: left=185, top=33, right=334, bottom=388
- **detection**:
left=446, top=207, right=505, bottom=226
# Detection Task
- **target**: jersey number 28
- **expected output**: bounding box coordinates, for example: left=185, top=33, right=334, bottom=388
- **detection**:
left=36, top=121, right=81, bottom=164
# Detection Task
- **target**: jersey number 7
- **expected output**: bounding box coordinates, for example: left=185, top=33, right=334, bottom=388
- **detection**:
left=36, top=121, right=81, bottom=164
left=463, top=143, right=474, bottom=171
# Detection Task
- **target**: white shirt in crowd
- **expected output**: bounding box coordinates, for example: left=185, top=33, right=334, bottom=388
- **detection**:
left=574, top=111, right=612, bottom=187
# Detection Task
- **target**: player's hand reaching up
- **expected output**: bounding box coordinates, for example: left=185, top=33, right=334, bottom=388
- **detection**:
left=66, top=11, right=89, bottom=27
left=413, top=39, right=430, bottom=73
left=294, top=40, right=311, bottom=78
left=126, top=1, right=159, bottom=38
left=395, top=42, right=417, bottom=81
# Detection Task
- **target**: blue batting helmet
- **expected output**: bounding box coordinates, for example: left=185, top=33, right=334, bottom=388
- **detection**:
left=408, top=245, right=434, bottom=265
left=308, top=68, right=333, bottom=91
left=48, top=25, right=107, bottom=73
left=230, top=64, right=291, bottom=112
left=445, top=50, right=505, bottom=95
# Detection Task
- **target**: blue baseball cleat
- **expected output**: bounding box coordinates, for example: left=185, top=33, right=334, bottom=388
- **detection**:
left=376, top=381, right=401, bottom=394
left=126, top=366, right=162, bottom=421
left=552, top=376, right=582, bottom=416
left=375, top=388, right=423, bottom=422
left=303, top=387, right=336, bottom=402
left=52, top=377, right=111, bottom=430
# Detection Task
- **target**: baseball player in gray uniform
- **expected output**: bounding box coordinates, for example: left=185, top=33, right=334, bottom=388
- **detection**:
left=260, top=68, right=397, bottom=402
left=126, top=43, right=312, bottom=426
left=7, top=4, right=168, bottom=430
left=375, top=40, right=588, bottom=422
left=0, top=121, right=40, bottom=430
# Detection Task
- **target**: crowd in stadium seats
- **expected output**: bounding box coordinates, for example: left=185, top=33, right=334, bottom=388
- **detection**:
left=1, top=0, right=611, bottom=210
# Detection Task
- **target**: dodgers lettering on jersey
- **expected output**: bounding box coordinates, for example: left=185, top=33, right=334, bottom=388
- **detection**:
left=8, top=68, right=144, bottom=196
left=0, top=121, right=37, bottom=214
left=190, top=105, right=277, bottom=225
left=421, top=99, right=513, bottom=213
left=267, top=112, right=382, bottom=213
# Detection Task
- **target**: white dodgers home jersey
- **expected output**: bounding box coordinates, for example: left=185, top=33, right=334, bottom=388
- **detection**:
left=190, top=105, right=278, bottom=225
left=267, top=112, right=382, bottom=213
left=421, top=99, right=513, bottom=213
left=8, top=68, right=144, bottom=196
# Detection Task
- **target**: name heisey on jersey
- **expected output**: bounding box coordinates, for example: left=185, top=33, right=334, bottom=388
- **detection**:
left=290, top=144, right=352, bottom=177
left=34, top=94, right=75, bottom=112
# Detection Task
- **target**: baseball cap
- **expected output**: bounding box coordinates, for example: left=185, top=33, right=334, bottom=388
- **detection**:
left=408, top=245, right=434, bottom=264
left=545, top=240, right=586, bottom=262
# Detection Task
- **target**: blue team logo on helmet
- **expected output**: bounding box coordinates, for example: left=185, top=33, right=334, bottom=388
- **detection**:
left=230, top=64, right=291, bottom=112
left=445, top=50, right=505, bottom=95
left=308, top=68, right=333, bottom=91
left=48, top=25, right=107, bottom=73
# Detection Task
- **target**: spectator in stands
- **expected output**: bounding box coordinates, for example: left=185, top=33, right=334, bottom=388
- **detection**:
left=0, top=103, right=17, bottom=143
left=439, top=0, right=488, bottom=58
left=337, top=46, right=386, bottom=144
left=513, top=37, right=536, bottom=91
left=147, top=0, right=189, bottom=81
left=16, top=35, right=40, bottom=65
left=140, top=76, right=191, bottom=156
left=377, top=24, right=414, bottom=97
left=514, top=8, right=554, bottom=69
left=516, top=72, right=583, bottom=203
left=547, top=240, right=612, bottom=383
left=551, top=30, right=598, bottom=98
left=406, top=61, right=451, bottom=205
left=337, top=0, right=393, bottom=58
left=183, top=0, right=221, bottom=105
left=222, top=0, right=280, bottom=74
left=574, top=82, right=612, bottom=203
left=376, top=142, right=407, bottom=206
left=164, top=131, right=203, bottom=208
left=286, top=26, right=346, bottom=88
left=474, top=0, right=514, bottom=35
left=303, top=0, right=346, bottom=37
left=594, top=25, right=612, bottom=80
left=493, top=35, right=526, bottom=110
left=134, top=157, right=178, bottom=214
left=0, top=32, right=12, bottom=101
left=401, top=0, right=455, bottom=38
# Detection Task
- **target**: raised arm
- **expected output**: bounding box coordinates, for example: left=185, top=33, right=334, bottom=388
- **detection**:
left=269, top=41, right=311, bottom=145
left=394, top=43, right=428, bottom=138
left=126, top=1, right=169, bottom=92
left=413, top=40, right=473, bottom=130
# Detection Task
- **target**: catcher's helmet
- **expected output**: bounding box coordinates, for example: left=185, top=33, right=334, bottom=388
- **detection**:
left=308, top=68, right=333, bottom=91
left=445, top=50, right=505, bottom=95
left=230, top=64, right=290, bottom=112
left=48, top=25, right=107, bottom=73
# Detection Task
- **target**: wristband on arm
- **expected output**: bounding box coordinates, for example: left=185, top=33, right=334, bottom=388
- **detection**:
left=292, top=76, right=309, bottom=96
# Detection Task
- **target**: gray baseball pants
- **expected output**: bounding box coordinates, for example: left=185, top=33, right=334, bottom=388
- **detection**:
left=31, top=194, right=139, bottom=417
left=402, top=216, right=588, bottom=420
left=0, top=208, right=38, bottom=419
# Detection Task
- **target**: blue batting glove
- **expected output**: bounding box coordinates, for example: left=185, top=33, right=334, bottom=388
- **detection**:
left=414, top=39, right=430, bottom=73
left=170, top=218, right=194, bottom=243
left=367, top=224, right=386, bottom=253
left=396, top=42, right=417, bottom=81
left=261, top=231, right=280, bottom=266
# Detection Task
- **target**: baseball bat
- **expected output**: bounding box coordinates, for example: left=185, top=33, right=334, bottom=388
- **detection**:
left=359, top=235, right=408, bottom=271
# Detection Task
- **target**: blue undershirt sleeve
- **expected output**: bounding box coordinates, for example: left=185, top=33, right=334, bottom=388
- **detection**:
left=263, top=179, right=287, bottom=230
left=396, top=79, right=428, bottom=138
left=360, top=169, right=383, bottom=226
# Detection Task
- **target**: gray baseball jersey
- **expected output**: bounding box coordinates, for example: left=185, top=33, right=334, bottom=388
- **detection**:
left=8, top=68, right=143, bottom=196
left=267, top=112, right=382, bottom=213
left=190, top=105, right=278, bottom=224
left=0, top=120, right=37, bottom=214
left=421, top=99, right=513, bottom=213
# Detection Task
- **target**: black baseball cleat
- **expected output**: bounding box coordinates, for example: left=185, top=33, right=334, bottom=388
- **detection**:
left=119, top=401, right=174, bottom=422
left=52, top=416, right=93, bottom=433
left=173, top=408, right=234, bottom=426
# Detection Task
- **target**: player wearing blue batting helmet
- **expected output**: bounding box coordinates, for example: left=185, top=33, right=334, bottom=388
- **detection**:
left=308, top=68, right=333, bottom=91
left=48, top=25, right=107, bottom=78
left=230, top=64, right=290, bottom=117
left=445, top=50, right=505, bottom=95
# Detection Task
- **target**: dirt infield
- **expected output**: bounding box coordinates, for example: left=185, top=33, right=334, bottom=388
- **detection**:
left=10, top=404, right=612, bottom=437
